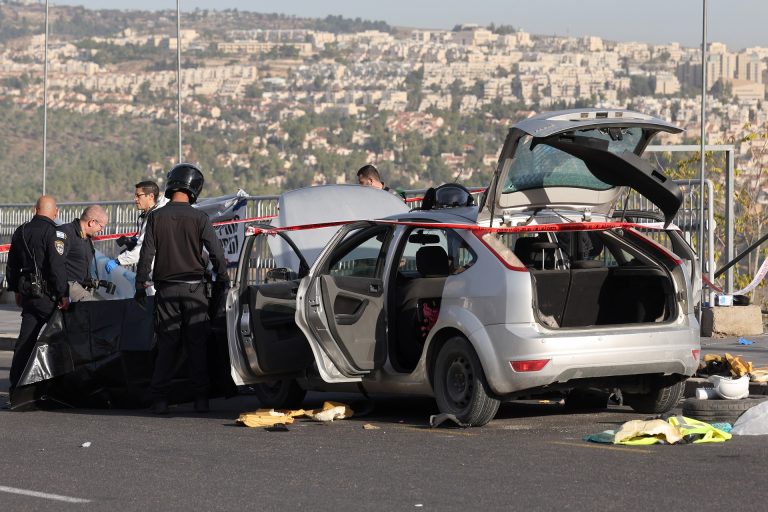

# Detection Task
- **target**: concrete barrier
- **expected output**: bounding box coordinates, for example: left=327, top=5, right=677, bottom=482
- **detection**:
left=700, top=304, right=764, bottom=338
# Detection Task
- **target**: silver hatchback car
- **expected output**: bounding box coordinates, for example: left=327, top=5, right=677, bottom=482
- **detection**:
left=226, top=109, right=701, bottom=426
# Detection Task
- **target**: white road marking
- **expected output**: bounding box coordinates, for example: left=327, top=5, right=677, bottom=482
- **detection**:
left=0, top=485, right=91, bottom=503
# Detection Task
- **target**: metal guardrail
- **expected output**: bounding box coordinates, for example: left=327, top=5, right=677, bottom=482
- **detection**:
left=0, top=182, right=715, bottom=295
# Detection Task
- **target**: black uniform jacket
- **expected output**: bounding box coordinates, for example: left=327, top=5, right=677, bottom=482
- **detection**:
left=136, top=201, right=229, bottom=285
left=60, top=219, right=95, bottom=285
left=6, top=215, right=68, bottom=300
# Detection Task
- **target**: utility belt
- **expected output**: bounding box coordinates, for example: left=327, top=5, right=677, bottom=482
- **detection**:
left=155, top=279, right=206, bottom=295
left=79, top=278, right=117, bottom=295
left=18, top=273, right=50, bottom=299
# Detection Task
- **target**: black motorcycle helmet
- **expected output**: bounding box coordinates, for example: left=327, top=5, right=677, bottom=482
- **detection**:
left=165, top=163, right=204, bottom=204
left=421, top=183, right=475, bottom=210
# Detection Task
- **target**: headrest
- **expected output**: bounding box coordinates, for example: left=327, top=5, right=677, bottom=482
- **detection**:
left=416, top=246, right=449, bottom=277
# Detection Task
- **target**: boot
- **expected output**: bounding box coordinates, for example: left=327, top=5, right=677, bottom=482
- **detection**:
left=151, top=400, right=169, bottom=415
left=194, top=397, right=209, bottom=413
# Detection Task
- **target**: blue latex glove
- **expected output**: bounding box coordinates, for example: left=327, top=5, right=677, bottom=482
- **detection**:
left=105, top=259, right=119, bottom=274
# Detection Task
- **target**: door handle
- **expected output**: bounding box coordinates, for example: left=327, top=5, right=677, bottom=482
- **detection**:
left=369, top=283, right=380, bottom=293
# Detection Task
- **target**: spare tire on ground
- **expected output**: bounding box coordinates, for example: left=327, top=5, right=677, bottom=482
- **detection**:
left=682, top=395, right=768, bottom=423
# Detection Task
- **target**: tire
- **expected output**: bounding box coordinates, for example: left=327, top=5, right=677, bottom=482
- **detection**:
left=564, top=389, right=610, bottom=411
left=626, top=380, right=686, bottom=414
left=433, top=336, right=500, bottom=427
left=682, top=395, right=768, bottom=423
left=252, top=379, right=307, bottom=409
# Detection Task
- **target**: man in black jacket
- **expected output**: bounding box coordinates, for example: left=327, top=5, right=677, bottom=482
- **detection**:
left=135, top=163, right=229, bottom=414
left=5, top=195, right=70, bottom=399
left=60, top=205, right=108, bottom=302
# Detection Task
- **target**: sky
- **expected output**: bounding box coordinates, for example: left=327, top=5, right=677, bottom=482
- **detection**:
left=50, top=0, right=767, bottom=51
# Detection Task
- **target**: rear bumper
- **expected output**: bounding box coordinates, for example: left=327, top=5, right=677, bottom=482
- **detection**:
left=475, top=319, right=700, bottom=396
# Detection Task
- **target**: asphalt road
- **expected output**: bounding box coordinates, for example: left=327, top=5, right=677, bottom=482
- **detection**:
left=1, top=348, right=768, bottom=512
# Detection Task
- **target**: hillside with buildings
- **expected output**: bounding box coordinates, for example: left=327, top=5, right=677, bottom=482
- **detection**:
left=0, top=0, right=766, bottom=204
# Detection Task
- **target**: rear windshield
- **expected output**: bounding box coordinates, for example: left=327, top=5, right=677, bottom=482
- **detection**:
left=502, top=127, right=644, bottom=194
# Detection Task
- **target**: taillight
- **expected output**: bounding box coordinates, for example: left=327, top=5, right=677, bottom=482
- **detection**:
left=692, top=349, right=700, bottom=362
left=511, top=359, right=550, bottom=372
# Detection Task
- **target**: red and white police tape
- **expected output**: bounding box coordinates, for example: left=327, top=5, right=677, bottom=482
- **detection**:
left=3, top=214, right=761, bottom=295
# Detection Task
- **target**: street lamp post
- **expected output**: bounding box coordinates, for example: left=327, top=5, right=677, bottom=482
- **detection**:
left=176, top=0, right=183, bottom=164
left=699, top=0, right=708, bottom=278
left=42, top=0, right=49, bottom=195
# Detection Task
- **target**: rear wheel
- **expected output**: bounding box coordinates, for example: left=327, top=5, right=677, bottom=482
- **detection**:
left=626, top=379, right=685, bottom=414
left=433, top=336, right=500, bottom=427
left=252, top=379, right=307, bottom=409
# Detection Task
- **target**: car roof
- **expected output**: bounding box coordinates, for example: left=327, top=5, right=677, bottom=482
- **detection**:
left=273, top=184, right=409, bottom=266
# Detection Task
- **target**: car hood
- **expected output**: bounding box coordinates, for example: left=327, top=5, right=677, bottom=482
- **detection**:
left=480, top=109, right=684, bottom=225
left=271, top=184, right=409, bottom=266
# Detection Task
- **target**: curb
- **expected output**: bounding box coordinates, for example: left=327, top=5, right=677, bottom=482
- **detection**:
left=684, top=377, right=768, bottom=398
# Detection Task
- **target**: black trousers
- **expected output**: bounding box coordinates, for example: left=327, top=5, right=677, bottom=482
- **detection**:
left=10, top=295, right=56, bottom=391
left=150, top=282, right=210, bottom=401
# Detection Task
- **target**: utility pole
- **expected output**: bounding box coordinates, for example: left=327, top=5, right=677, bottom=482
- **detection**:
left=42, top=0, right=49, bottom=195
left=699, top=0, right=708, bottom=272
left=176, top=0, right=183, bottom=163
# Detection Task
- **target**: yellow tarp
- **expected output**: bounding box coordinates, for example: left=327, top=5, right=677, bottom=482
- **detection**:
left=614, top=416, right=731, bottom=445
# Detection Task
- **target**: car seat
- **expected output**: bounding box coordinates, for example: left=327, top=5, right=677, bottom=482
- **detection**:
left=514, top=234, right=557, bottom=269
left=395, top=246, right=449, bottom=371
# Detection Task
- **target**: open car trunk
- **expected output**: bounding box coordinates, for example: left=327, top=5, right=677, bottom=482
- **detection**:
left=512, top=229, right=678, bottom=329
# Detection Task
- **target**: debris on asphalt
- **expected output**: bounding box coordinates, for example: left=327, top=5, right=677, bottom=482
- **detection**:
left=698, top=353, right=753, bottom=378
left=362, top=423, right=380, bottom=430
left=583, top=416, right=732, bottom=445
left=264, top=423, right=290, bottom=432
left=236, top=409, right=296, bottom=428
left=81, top=442, right=91, bottom=448
left=429, top=413, right=469, bottom=428
left=751, top=367, right=768, bottom=382
left=615, top=419, right=684, bottom=445
left=738, top=337, right=755, bottom=345
left=707, top=374, right=750, bottom=399
left=308, top=402, right=354, bottom=423
left=695, top=387, right=719, bottom=399
left=236, top=401, right=354, bottom=428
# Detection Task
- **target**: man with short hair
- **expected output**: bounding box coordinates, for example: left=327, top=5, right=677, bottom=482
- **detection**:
left=356, top=164, right=388, bottom=190
left=5, top=195, right=69, bottom=398
left=357, top=164, right=403, bottom=198
left=60, top=205, right=109, bottom=302
left=104, top=181, right=167, bottom=293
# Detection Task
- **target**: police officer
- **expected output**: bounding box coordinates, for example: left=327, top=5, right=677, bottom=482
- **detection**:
left=60, top=205, right=108, bottom=302
left=104, top=181, right=168, bottom=295
left=5, top=195, right=69, bottom=398
left=135, top=163, right=229, bottom=414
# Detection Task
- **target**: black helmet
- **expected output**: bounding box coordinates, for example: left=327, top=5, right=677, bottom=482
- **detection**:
left=421, top=183, right=475, bottom=210
left=165, top=163, right=204, bottom=203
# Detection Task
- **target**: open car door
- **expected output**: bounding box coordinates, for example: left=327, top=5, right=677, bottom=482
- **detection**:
left=227, top=225, right=314, bottom=385
left=297, top=222, right=395, bottom=382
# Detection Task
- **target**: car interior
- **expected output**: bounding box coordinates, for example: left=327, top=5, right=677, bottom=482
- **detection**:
left=512, top=230, right=677, bottom=328
left=390, top=228, right=476, bottom=372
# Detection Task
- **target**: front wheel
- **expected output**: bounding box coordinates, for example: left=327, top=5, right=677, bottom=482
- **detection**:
left=252, top=379, right=307, bottom=409
left=433, top=336, right=500, bottom=427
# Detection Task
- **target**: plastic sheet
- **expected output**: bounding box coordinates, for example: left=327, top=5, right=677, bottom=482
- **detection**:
left=11, top=298, right=235, bottom=410
left=732, top=400, right=768, bottom=436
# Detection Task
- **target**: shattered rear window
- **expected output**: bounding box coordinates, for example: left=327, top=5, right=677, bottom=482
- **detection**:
left=503, top=127, right=643, bottom=193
